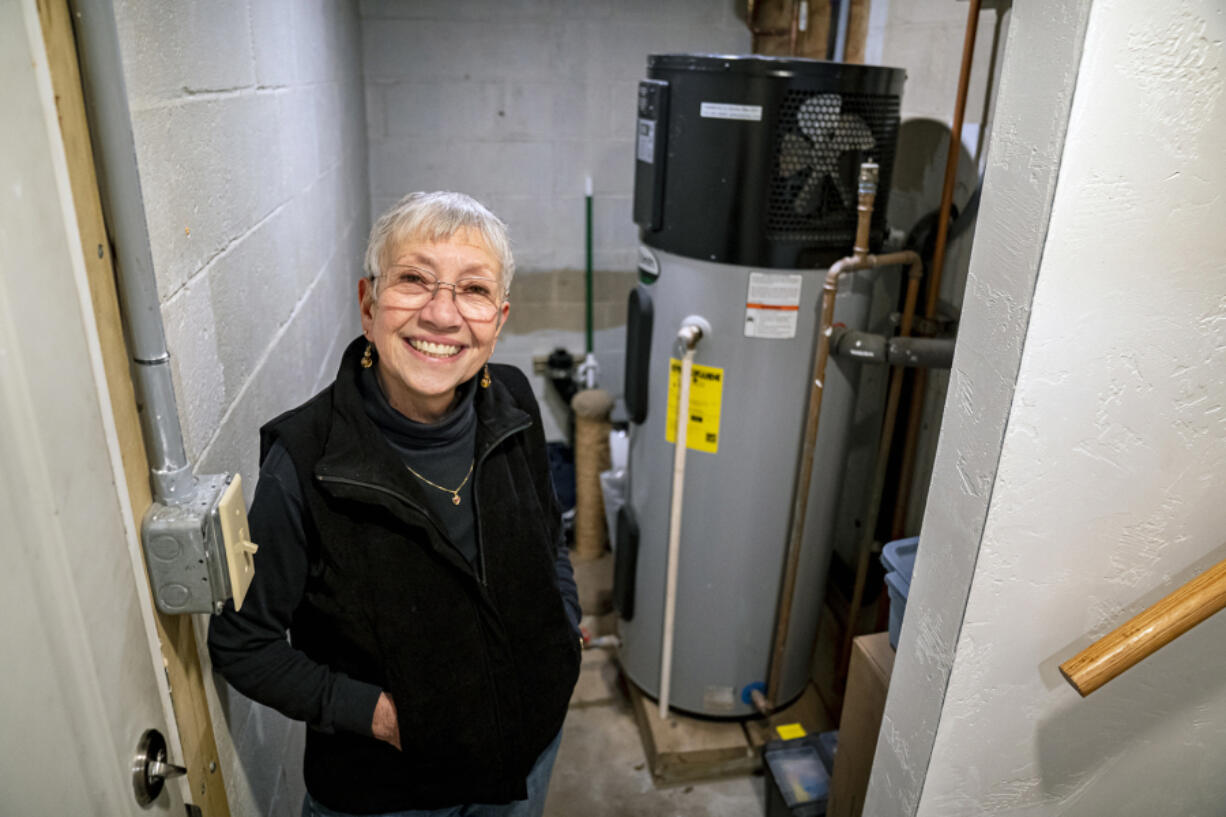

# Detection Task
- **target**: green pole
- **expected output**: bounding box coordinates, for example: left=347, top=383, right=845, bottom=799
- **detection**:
left=585, top=177, right=594, bottom=356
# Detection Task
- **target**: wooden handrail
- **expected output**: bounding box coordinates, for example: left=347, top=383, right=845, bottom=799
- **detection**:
left=1059, top=557, right=1226, bottom=696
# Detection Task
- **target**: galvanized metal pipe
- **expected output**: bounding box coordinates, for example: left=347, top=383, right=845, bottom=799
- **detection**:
left=833, top=0, right=852, bottom=62
left=69, top=0, right=193, bottom=501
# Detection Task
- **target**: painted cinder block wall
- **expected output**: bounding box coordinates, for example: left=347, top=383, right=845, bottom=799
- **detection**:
left=112, top=2, right=370, bottom=815
left=359, top=0, right=749, bottom=437
left=869, top=0, right=1226, bottom=813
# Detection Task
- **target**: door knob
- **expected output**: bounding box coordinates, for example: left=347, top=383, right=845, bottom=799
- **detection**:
left=132, top=728, right=186, bottom=806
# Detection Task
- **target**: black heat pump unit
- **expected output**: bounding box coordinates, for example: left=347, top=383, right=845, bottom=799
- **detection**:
left=634, top=54, right=906, bottom=270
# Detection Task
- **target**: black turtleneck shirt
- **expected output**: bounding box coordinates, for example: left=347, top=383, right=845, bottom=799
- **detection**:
left=207, top=371, right=581, bottom=739
left=358, top=365, right=480, bottom=566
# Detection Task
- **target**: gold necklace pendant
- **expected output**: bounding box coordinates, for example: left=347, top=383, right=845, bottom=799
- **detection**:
left=404, top=459, right=475, bottom=507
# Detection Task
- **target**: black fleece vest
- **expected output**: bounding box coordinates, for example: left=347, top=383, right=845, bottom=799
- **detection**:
left=262, top=341, right=579, bottom=813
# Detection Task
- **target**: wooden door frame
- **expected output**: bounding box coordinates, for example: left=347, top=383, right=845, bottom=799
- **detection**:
left=34, top=2, right=231, bottom=814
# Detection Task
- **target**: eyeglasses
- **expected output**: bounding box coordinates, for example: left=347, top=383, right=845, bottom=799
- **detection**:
left=377, top=266, right=504, bottom=322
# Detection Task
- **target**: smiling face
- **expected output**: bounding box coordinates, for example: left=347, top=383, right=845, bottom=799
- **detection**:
left=359, top=227, right=510, bottom=422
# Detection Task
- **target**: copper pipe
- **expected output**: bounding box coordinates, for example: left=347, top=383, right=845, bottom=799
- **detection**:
left=764, top=165, right=921, bottom=710
left=789, top=0, right=801, bottom=56
left=838, top=258, right=922, bottom=683
left=890, top=0, right=982, bottom=541
left=853, top=163, right=877, bottom=259
left=926, top=0, right=980, bottom=321
left=765, top=259, right=849, bottom=709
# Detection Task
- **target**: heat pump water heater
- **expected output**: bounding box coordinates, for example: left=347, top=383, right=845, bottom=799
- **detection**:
left=616, top=55, right=905, bottom=717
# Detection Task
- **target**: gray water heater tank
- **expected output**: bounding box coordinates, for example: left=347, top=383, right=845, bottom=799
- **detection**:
left=617, top=55, right=905, bottom=717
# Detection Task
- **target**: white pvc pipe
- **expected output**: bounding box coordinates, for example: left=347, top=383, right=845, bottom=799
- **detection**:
left=659, top=331, right=701, bottom=719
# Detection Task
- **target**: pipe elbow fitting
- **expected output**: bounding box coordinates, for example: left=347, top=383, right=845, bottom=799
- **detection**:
left=677, top=324, right=703, bottom=349
left=676, top=315, right=712, bottom=350
left=858, top=160, right=880, bottom=196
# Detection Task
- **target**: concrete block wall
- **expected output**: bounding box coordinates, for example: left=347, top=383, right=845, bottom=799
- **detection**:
left=113, top=2, right=369, bottom=815
left=360, top=0, right=750, bottom=436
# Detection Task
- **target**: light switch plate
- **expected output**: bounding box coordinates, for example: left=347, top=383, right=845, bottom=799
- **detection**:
left=216, top=475, right=258, bottom=611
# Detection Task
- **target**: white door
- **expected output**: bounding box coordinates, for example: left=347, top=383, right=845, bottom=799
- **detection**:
left=0, top=4, right=186, bottom=814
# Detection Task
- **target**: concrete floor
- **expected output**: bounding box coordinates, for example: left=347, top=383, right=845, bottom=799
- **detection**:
left=545, top=551, right=766, bottom=816
left=543, top=645, right=766, bottom=817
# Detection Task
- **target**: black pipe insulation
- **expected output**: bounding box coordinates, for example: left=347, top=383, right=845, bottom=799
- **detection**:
left=888, top=336, right=956, bottom=369
left=832, top=329, right=956, bottom=370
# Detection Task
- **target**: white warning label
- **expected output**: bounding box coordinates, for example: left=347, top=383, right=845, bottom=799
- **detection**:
left=699, top=102, right=763, bottom=121
left=636, top=118, right=656, bottom=163
left=744, top=272, right=803, bottom=340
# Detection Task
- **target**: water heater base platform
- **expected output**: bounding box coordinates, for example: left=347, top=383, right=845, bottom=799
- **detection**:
left=626, top=676, right=831, bottom=785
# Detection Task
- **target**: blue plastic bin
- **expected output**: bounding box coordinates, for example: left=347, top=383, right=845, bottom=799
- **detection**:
left=881, top=536, right=920, bottom=649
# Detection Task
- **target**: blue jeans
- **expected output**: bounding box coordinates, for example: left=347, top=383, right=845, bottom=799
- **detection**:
left=302, top=730, right=563, bottom=817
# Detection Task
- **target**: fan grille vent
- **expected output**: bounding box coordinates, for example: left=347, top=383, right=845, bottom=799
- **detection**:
left=768, top=90, right=901, bottom=245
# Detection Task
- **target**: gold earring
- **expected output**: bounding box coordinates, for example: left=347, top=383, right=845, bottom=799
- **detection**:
left=361, top=343, right=373, bottom=369
left=480, top=364, right=491, bottom=388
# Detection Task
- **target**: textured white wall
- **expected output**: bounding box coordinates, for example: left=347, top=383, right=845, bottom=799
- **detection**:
left=864, top=3, right=1093, bottom=811
left=916, top=1, right=1226, bottom=813
left=113, top=2, right=370, bottom=815
left=872, top=0, right=1226, bottom=814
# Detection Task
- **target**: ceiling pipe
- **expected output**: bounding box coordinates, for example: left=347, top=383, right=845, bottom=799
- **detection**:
left=832, top=0, right=852, bottom=62
left=69, top=0, right=193, bottom=503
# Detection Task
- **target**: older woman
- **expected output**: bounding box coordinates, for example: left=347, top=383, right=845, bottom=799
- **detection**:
left=208, top=192, right=582, bottom=817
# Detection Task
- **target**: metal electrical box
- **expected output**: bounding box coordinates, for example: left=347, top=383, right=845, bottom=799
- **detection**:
left=143, top=473, right=258, bottom=614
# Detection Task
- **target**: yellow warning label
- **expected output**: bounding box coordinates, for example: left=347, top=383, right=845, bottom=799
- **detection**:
left=776, top=723, right=807, bottom=740
left=665, top=358, right=724, bottom=454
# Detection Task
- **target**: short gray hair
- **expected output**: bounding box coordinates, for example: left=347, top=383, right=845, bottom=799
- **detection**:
left=364, top=191, right=515, bottom=297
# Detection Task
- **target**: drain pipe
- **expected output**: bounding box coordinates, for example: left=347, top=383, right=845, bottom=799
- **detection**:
left=71, top=0, right=254, bottom=617
left=659, top=316, right=710, bottom=719
left=71, top=0, right=192, bottom=502
left=760, top=163, right=924, bottom=712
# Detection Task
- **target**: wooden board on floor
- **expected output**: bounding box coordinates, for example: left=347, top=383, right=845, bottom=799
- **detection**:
left=744, top=682, right=834, bottom=748
left=627, top=681, right=759, bottom=784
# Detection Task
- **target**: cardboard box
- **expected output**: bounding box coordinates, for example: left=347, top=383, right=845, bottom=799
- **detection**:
left=828, top=632, right=895, bottom=817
